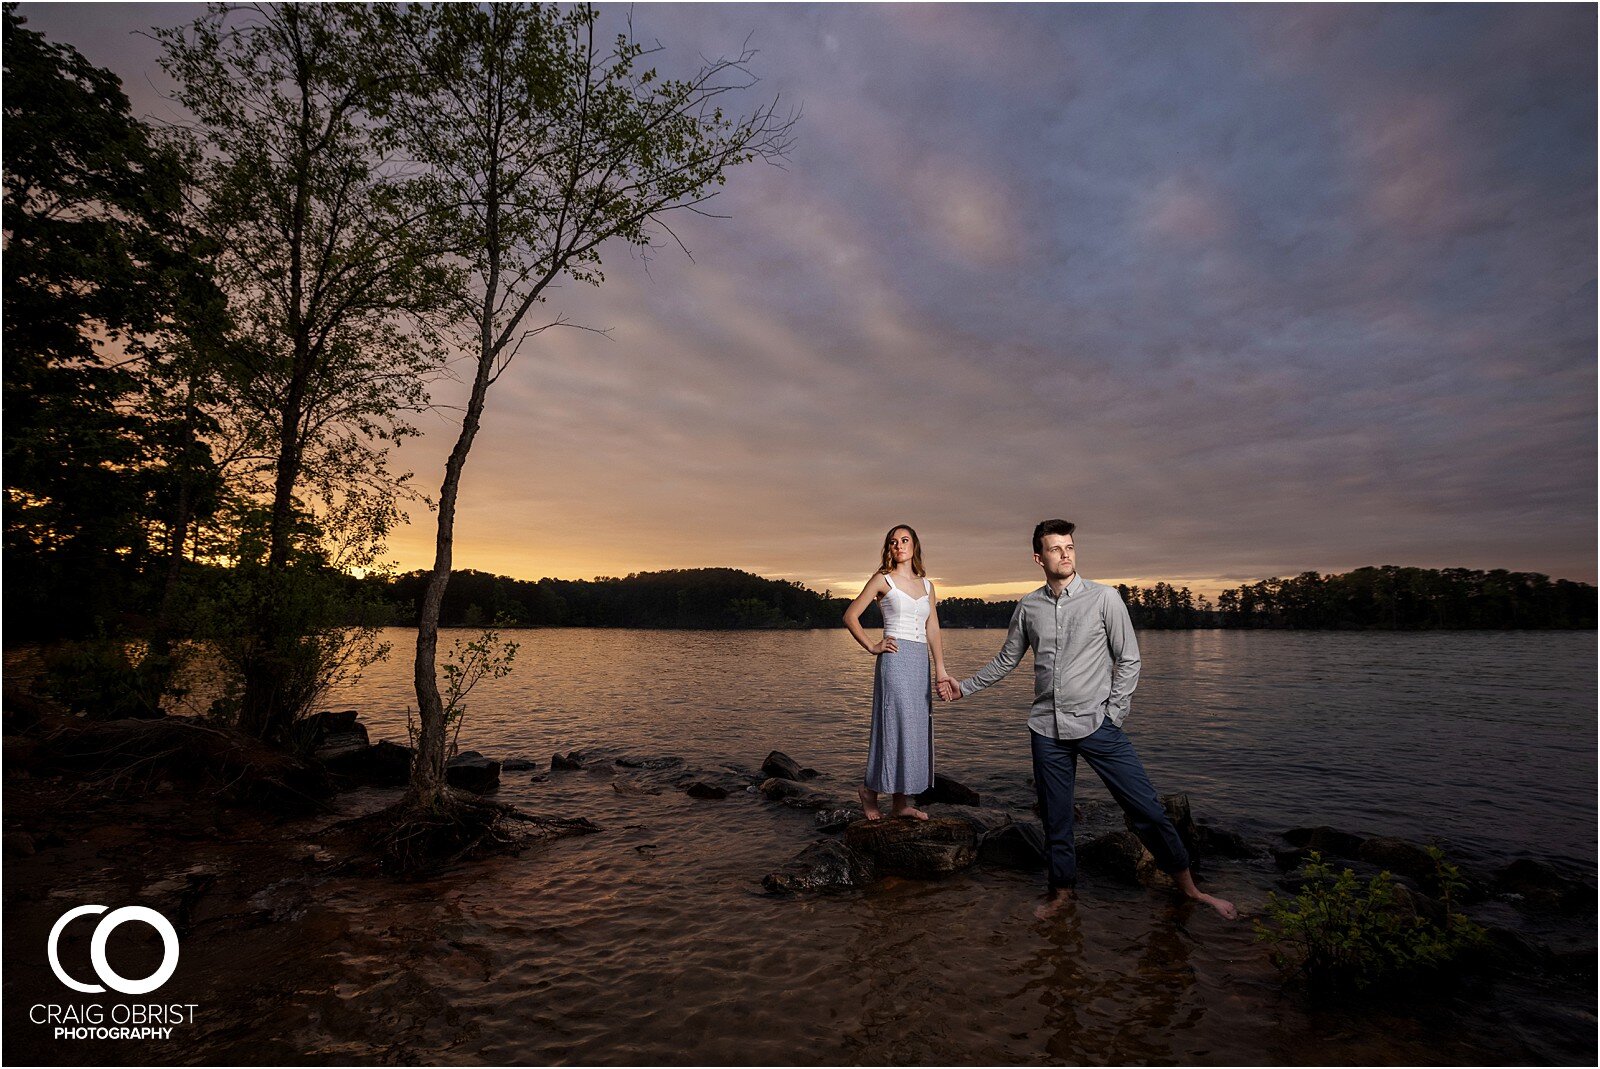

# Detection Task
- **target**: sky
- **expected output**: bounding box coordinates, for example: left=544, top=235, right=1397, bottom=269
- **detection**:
left=15, top=2, right=1597, bottom=600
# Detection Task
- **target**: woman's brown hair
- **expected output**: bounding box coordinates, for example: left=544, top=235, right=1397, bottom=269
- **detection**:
left=878, top=524, right=925, bottom=578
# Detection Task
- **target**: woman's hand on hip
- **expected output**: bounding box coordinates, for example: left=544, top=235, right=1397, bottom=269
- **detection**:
left=869, top=637, right=899, bottom=655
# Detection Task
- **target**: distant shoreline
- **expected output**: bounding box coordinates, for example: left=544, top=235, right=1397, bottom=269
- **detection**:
left=362, top=564, right=1597, bottom=632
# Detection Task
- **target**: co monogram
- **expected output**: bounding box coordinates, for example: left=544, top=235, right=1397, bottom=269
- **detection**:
left=48, top=905, right=180, bottom=995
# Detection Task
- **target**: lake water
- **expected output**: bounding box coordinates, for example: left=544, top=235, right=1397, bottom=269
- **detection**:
left=340, top=627, right=1597, bottom=870
left=242, top=627, right=1589, bottom=1064
left=13, top=627, right=1596, bottom=1064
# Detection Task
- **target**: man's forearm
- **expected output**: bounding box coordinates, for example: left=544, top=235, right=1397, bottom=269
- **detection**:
left=959, top=609, right=1026, bottom=696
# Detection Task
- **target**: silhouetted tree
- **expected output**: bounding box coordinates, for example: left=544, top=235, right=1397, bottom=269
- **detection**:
left=361, top=2, right=795, bottom=820
left=155, top=2, right=458, bottom=739
left=3, top=4, right=224, bottom=644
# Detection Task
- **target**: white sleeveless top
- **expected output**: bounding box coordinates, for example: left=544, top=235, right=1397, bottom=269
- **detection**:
left=880, top=573, right=932, bottom=643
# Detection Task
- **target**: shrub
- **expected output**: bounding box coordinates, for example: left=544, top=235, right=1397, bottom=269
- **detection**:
left=1256, top=849, right=1486, bottom=993
left=192, top=554, right=390, bottom=740
left=38, top=639, right=188, bottom=720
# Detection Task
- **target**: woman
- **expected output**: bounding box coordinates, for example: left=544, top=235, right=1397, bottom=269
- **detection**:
left=843, top=524, right=955, bottom=821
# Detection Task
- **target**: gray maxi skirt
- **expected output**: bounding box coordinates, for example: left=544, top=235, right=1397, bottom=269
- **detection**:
left=864, top=639, right=934, bottom=794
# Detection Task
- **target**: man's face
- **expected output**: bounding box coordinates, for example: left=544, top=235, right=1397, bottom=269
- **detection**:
left=1034, top=533, right=1076, bottom=581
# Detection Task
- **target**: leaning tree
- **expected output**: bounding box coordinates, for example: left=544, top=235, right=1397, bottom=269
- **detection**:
left=362, top=2, right=795, bottom=856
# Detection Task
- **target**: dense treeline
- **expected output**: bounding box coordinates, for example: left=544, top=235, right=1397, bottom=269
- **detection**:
left=366, top=565, right=1596, bottom=631
left=381, top=568, right=847, bottom=630
left=1212, top=566, right=1595, bottom=630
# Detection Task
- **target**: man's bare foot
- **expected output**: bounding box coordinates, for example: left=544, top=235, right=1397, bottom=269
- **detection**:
left=1174, top=868, right=1237, bottom=919
left=1194, top=892, right=1238, bottom=920
left=1034, top=887, right=1074, bottom=920
left=857, top=787, right=882, bottom=822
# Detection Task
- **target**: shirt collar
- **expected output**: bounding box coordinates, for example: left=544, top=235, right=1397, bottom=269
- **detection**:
left=1043, top=574, right=1086, bottom=600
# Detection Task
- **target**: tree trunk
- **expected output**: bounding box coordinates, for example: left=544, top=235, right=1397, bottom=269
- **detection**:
left=410, top=367, right=493, bottom=803
left=240, top=15, right=317, bottom=744
left=149, top=380, right=200, bottom=697
left=237, top=375, right=307, bottom=742
left=410, top=126, right=503, bottom=806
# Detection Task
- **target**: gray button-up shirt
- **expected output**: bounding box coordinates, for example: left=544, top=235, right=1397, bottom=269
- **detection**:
left=957, top=574, right=1141, bottom=740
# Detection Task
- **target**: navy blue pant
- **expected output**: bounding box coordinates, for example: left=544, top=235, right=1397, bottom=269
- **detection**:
left=1029, top=717, right=1190, bottom=890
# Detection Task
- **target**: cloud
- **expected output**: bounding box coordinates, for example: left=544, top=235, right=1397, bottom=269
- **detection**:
left=20, top=1, right=1593, bottom=593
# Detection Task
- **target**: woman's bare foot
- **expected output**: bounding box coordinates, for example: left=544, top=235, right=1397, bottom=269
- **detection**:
left=1034, top=887, right=1074, bottom=920
left=857, top=787, right=882, bottom=822
left=890, top=794, right=928, bottom=820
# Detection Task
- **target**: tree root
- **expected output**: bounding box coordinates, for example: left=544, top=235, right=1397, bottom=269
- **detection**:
left=330, top=788, right=598, bottom=878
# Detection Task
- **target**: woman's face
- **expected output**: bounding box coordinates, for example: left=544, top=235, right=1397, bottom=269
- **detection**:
left=888, top=528, right=916, bottom=564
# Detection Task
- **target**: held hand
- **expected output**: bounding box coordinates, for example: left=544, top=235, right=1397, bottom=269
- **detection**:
left=936, top=676, right=962, bottom=701
left=869, top=637, right=899, bottom=655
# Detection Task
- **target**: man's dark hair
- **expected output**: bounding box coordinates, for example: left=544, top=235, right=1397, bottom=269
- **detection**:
left=1033, top=519, right=1076, bottom=556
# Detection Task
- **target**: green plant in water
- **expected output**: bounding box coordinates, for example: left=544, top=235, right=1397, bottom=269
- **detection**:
left=1256, top=849, right=1486, bottom=994
left=408, top=624, right=519, bottom=760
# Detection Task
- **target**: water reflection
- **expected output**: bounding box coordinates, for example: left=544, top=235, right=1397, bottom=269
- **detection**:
left=1011, top=900, right=1200, bottom=1064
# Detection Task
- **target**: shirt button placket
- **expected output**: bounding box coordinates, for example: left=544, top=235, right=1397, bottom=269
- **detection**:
left=1054, top=596, right=1064, bottom=714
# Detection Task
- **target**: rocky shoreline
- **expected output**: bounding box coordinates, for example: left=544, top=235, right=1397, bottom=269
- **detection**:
left=278, top=708, right=1597, bottom=984
left=5, top=704, right=1595, bottom=1028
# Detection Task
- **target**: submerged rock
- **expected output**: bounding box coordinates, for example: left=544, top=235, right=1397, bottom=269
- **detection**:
left=612, top=778, right=662, bottom=796
left=842, top=816, right=978, bottom=878
left=1495, top=859, right=1596, bottom=915
left=1195, top=821, right=1259, bottom=859
left=979, top=820, right=1047, bottom=871
left=616, top=755, right=685, bottom=772
left=501, top=757, right=537, bottom=772
left=758, top=777, right=844, bottom=810
left=916, top=774, right=981, bottom=807
left=763, top=839, right=875, bottom=894
left=814, top=807, right=864, bottom=832
left=1358, top=836, right=1444, bottom=886
left=446, top=751, right=501, bottom=793
left=1078, top=830, right=1162, bottom=885
left=682, top=781, right=728, bottom=800
left=1284, top=825, right=1367, bottom=857
left=551, top=751, right=584, bottom=771
left=761, top=751, right=805, bottom=781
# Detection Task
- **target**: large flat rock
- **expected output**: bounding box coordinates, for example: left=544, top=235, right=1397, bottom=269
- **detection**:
left=842, top=816, right=978, bottom=878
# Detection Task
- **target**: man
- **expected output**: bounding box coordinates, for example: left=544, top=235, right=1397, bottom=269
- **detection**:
left=939, top=519, right=1236, bottom=920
